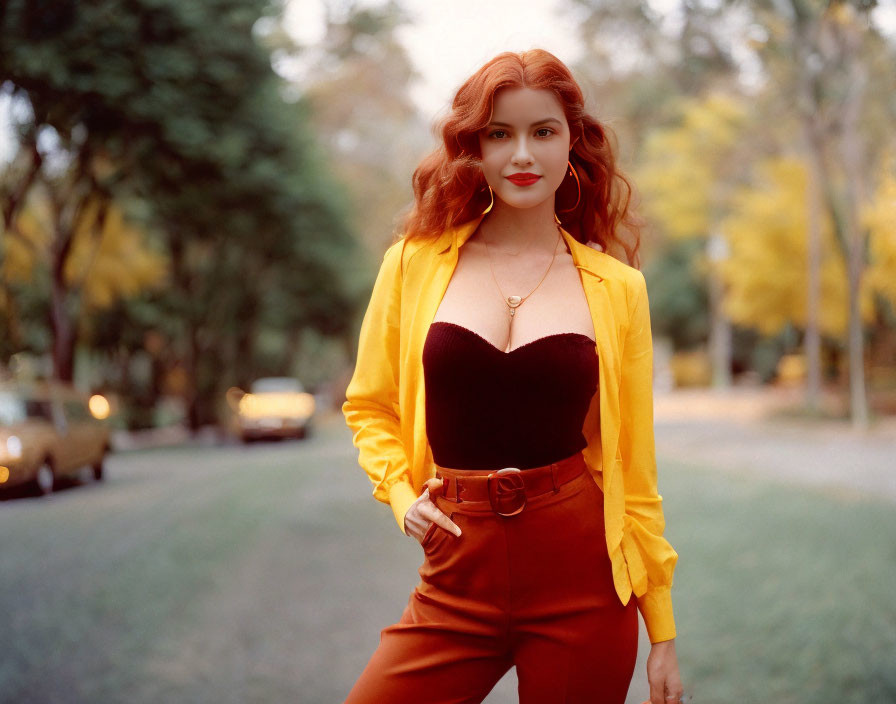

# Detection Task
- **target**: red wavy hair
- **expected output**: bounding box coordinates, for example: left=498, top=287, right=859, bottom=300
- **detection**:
left=399, top=49, right=643, bottom=267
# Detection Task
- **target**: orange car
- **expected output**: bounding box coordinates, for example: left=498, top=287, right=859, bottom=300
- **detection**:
left=0, top=382, right=111, bottom=495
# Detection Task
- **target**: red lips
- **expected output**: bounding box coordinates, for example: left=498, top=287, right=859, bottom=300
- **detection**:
left=506, top=173, right=541, bottom=186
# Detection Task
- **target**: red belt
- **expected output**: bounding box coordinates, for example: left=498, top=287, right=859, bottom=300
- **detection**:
left=434, top=451, right=587, bottom=517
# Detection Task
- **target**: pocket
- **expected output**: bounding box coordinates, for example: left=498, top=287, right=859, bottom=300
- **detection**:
left=421, top=511, right=455, bottom=553
left=420, top=519, right=439, bottom=547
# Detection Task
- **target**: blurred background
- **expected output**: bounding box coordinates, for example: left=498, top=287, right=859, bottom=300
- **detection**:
left=1, top=1, right=894, bottom=703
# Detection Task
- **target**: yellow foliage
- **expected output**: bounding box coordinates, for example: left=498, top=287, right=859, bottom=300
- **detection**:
left=776, top=353, right=807, bottom=386
left=65, top=199, right=168, bottom=309
left=638, top=92, right=748, bottom=239
left=2, top=193, right=168, bottom=310
left=669, top=349, right=713, bottom=387
left=862, top=151, right=896, bottom=306
left=2, top=208, right=52, bottom=284
left=720, top=156, right=873, bottom=338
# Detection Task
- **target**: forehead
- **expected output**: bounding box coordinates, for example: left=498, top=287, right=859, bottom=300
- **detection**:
left=489, top=87, right=566, bottom=123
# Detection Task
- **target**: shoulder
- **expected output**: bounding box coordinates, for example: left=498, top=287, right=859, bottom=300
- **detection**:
left=571, top=240, right=648, bottom=326
left=380, top=234, right=438, bottom=269
left=574, top=238, right=645, bottom=289
left=384, top=230, right=447, bottom=276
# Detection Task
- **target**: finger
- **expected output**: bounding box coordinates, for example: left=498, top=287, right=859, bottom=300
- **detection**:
left=663, top=664, right=683, bottom=702
left=423, top=477, right=445, bottom=499
left=666, top=676, right=684, bottom=703
left=431, top=510, right=462, bottom=537
left=418, top=502, right=460, bottom=537
left=407, top=494, right=434, bottom=538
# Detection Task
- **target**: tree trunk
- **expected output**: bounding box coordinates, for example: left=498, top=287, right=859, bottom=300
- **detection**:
left=282, top=326, right=304, bottom=378
left=839, top=40, right=870, bottom=430
left=49, top=269, right=76, bottom=382
left=707, top=231, right=731, bottom=389
left=801, top=112, right=824, bottom=414
left=186, top=325, right=202, bottom=432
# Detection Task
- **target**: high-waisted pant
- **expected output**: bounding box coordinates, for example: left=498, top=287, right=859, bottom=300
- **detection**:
left=343, top=454, right=639, bottom=704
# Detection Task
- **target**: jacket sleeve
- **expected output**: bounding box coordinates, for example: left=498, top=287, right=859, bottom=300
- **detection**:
left=341, top=239, right=420, bottom=535
left=618, top=268, right=679, bottom=643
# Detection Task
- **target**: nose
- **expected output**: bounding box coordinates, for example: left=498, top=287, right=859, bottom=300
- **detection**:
left=511, top=136, right=534, bottom=166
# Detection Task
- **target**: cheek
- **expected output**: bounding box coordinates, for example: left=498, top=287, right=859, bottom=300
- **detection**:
left=479, top=148, right=506, bottom=182
left=542, top=148, right=570, bottom=189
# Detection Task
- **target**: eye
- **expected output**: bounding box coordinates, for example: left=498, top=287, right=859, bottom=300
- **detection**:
left=535, top=127, right=554, bottom=137
left=488, top=129, right=508, bottom=139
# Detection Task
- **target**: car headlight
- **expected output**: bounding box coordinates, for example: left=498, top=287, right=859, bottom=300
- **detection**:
left=5, top=435, right=23, bottom=460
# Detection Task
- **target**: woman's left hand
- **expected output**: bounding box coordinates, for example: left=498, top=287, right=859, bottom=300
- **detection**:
left=644, top=638, right=684, bottom=704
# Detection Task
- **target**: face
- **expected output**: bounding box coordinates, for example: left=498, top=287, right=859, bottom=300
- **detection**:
left=477, top=87, right=572, bottom=212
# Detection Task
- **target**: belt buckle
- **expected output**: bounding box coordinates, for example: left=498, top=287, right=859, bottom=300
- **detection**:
left=486, top=467, right=526, bottom=517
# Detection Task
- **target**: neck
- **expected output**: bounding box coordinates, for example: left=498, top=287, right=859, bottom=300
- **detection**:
left=478, top=196, right=559, bottom=251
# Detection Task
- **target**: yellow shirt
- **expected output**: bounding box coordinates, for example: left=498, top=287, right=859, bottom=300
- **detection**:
left=342, top=212, right=678, bottom=643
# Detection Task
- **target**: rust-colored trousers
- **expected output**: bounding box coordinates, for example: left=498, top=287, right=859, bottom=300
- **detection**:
left=344, top=455, right=638, bottom=704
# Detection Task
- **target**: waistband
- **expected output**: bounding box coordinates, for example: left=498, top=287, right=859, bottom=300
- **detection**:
left=434, top=451, right=587, bottom=517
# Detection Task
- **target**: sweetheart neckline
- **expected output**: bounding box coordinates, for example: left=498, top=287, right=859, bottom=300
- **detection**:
left=429, top=320, right=596, bottom=355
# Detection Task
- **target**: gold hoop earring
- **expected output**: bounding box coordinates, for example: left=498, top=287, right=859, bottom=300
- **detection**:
left=557, top=161, right=581, bottom=214
left=482, top=184, right=494, bottom=215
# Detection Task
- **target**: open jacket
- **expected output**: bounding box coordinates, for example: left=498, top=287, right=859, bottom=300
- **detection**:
left=342, top=212, right=678, bottom=643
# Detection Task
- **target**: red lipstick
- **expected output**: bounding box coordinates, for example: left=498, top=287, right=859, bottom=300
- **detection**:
left=506, top=172, right=541, bottom=186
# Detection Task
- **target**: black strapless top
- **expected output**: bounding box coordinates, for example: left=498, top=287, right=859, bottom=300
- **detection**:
left=423, top=321, right=598, bottom=471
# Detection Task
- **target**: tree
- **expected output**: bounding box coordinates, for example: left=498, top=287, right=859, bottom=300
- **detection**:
left=297, top=0, right=428, bottom=252
left=720, top=155, right=874, bottom=340
left=862, top=149, right=896, bottom=309
left=637, top=92, right=749, bottom=387
left=1, top=0, right=358, bottom=427
left=742, top=0, right=896, bottom=425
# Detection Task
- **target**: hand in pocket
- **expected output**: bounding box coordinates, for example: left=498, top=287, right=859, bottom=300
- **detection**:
left=404, top=477, right=462, bottom=544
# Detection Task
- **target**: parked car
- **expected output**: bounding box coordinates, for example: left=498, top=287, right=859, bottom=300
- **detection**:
left=226, top=377, right=315, bottom=442
left=0, top=382, right=111, bottom=496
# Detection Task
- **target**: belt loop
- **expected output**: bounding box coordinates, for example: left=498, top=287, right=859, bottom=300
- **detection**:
left=452, top=475, right=462, bottom=503
left=550, top=463, right=560, bottom=494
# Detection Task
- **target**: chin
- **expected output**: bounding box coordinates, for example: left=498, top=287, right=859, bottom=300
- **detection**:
left=494, top=189, right=554, bottom=211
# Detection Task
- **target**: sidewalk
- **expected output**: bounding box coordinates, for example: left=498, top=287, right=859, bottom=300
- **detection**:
left=653, top=387, right=896, bottom=502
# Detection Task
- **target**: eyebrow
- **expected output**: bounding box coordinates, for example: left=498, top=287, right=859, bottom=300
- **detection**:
left=486, top=118, right=563, bottom=128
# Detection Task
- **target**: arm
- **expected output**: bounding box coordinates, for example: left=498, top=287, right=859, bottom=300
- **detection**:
left=341, top=240, right=419, bottom=535
left=618, top=268, right=679, bottom=644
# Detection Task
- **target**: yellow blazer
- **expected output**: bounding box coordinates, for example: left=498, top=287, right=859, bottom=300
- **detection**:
left=342, top=212, right=678, bottom=643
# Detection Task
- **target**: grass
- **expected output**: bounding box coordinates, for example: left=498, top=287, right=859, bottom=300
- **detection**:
left=659, top=459, right=896, bottom=704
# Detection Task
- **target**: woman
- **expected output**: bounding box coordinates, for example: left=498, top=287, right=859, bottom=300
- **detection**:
left=341, top=49, right=683, bottom=704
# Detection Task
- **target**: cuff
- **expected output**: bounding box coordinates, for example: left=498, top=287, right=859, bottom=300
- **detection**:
left=636, top=585, right=677, bottom=644
left=389, top=479, right=420, bottom=536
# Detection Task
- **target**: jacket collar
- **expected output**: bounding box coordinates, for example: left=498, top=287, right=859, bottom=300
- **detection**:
left=435, top=211, right=604, bottom=281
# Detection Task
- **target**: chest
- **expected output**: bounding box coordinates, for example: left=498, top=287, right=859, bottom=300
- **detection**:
left=430, top=241, right=595, bottom=353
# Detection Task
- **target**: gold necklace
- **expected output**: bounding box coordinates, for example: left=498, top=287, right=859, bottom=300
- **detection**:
left=482, top=225, right=563, bottom=350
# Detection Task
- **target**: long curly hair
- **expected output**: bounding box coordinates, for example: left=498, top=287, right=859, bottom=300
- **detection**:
left=399, top=49, right=643, bottom=267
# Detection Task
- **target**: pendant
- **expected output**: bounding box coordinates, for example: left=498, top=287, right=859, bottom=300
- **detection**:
left=507, top=295, right=522, bottom=318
